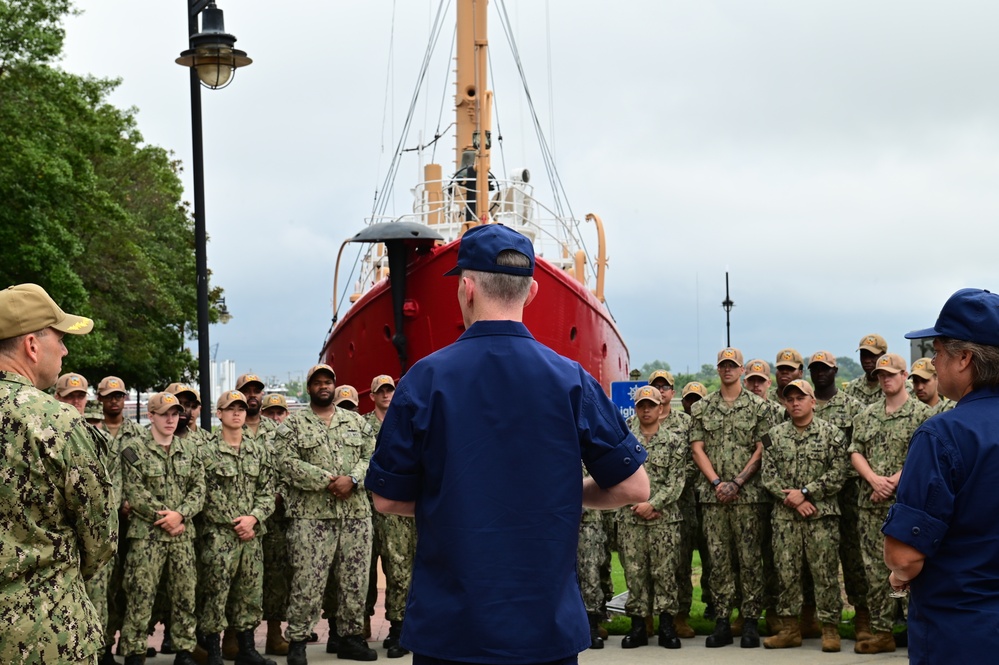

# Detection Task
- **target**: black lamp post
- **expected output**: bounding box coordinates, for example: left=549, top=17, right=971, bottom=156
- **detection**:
left=175, top=0, right=251, bottom=428
left=721, top=271, right=734, bottom=348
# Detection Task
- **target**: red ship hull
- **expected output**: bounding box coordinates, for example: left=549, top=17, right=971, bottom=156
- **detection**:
left=323, top=238, right=629, bottom=414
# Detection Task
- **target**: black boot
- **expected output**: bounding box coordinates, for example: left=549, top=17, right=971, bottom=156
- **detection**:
left=587, top=613, right=604, bottom=650
left=383, top=621, right=408, bottom=658
left=657, top=612, right=681, bottom=649
left=203, top=633, right=222, bottom=665
left=740, top=617, right=760, bottom=648
left=621, top=616, right=648, bottom=648
left=174, top=651, right=198, bottom=665
left=336, top=634, right=377, bottom=661
left=123, top=656, right=145, bottom=665
left=705, top=618, right=733, bottom=648
left=287, top=640, right=308, bottom=665
left=161, top=626, right=175, bottom=655
left=234, top=630, right=276, bottom=665
left=99, top=644, right=120, bottom=665
left=325, top=619, right=340, bottom=654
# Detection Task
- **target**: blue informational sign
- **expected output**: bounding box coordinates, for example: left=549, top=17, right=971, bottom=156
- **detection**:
left=610, top=381, right=648, bottom=420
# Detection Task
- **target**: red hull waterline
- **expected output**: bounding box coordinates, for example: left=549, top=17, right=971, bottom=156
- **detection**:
left=323, top=238, right=629, bottom=414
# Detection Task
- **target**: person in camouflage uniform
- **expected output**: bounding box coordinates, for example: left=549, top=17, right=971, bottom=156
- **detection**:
left=849, top=353, right=931, bottom=654
left=96, top=376, right=146, bottom=664
left=0, top=283, right=118, bottom=665
left=649, top=371, right=697, bottom=639
left=843, top=334, right=888, bottom=405
left=577, top=482, right=610, bottom=649
left=807, top=351, right=871, bottom=638
left=618, top=385, right=689, bottom=650
left=760, top=380, right=849, bottom=652
left=120, top=391, right=206, bottom=665
left=274, top=363, right=377, bottom=664
left=53, top=372, right=122, bottom=665
left=364, top=375, right=415, bottom=659
left=690, top=347, right=772, bottom=649
left=910, top=357, right=956, bottom=415
left=197, top=390, right=275, bottom=665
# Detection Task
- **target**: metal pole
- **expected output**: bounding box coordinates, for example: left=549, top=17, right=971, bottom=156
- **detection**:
left=722, top=272, right=733, bottom=348
left=188, top=6, right=213, bottom=429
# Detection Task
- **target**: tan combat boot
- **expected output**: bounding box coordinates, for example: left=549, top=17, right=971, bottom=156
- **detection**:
left=763, top=616, right=802, bottom=649
left=221, top=627, right=238, bottom=660
left=853, top=606, right=873, bottom=642
left=854, top=631, right=896, bottom=654
left=799, top=605, right=822, bottom=638
left=730, top=615, right=745, bottom=637
left=821, top=623, right=841, bottom=652
left=265, top=620, right=290, bottom=656
left=673, top=612, right=695, bottom=639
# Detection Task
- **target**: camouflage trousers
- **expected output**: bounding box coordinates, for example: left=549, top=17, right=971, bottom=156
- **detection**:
left=701, top=502, right=764, bottom=619
left=372, top=512, right=416, bottom=622
left=760, top=504, right=780, bottom=612
left=858, top=505, right=901, bottom=632
left=120, top=538, right=197, bottom=656
left=676, top=485, right=696, bottom=611
left=838, top=478, right=870, bottom=606
left=618, top=519, right=681, bottom=616
left=287, top=517, right=372, bottom=640
left=772, top=515, right=842, bottom=624
left=577, top=521, right=609, bottom=614
left=261, top=507, right=291, bottom=621
left=85, top=558, right=114, bottom=638
left=199, top=524, right=264, bottom=633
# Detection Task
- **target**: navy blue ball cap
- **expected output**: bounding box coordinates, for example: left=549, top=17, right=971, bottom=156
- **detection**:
left=905, top=288, right=999, bottom=345
left=443, top=224, right=535, bottom=277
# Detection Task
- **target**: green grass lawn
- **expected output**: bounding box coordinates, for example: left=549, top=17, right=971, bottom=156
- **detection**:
left=604, top=551, right=863, bottom=638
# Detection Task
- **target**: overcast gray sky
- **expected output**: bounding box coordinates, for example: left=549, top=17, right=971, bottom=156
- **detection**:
left=61, top=1, right=999, bottom=384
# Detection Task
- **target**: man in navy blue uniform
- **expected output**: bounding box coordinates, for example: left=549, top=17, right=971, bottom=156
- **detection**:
left=883, top=288, right=999, bottom=664
left=366, top=223, right=650, bottom=665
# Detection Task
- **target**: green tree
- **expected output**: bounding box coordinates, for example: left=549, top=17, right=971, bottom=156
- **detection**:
left=637, top=359, right=670, bottom=379
left=836, top=356, right=863, bottom=382
left=0, top=0, right=225, bottom=390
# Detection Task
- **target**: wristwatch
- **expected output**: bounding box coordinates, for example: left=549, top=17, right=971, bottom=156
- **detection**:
left=801, top=486, right=812, bottom=502
left=711, top=478, right=722, bottom=487
left=350, top=476, right=359, bottom=486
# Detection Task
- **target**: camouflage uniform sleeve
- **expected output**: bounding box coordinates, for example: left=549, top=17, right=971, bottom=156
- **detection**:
left=63, top=422, right=118, bottom=580
left=688, top=400, right=706, bottom=443
left=176, top=444, right=206, bottom=521
left=350, top=419, right=376, bottom=490
left=121, top=444, right=166, bottom=523
left=759, top=426, right=787, bottom=501
left=646, top=438, right=687, bottom=513
left=847, top=409, right=869, bottom=457
left=804, top=426, right=849, bottom=500
left=250, top=445, right=275, bottom=526
left=275, top=419, right=333, bottom=491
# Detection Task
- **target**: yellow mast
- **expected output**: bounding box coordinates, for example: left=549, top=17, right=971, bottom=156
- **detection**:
left=456, top=0, right=491, bottom=227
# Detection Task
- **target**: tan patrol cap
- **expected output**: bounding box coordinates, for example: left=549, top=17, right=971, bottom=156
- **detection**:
left=857, top=334, right=888, bottom=354
left=307, top=363, right=336, bottom=384
left=166, top=382, right=200, bottom=403
left=55, top=373, right=89, bottom=397
left=148, top=392, right=183, bottom=415
left=775, top=348, right=803, bottom=369
left=808, top=351, right=837, bottom=368
left=910, top=357, right=936, bottom=380
left=261, top=393, right=289, bottom=412
left=782, top=379, right=815, bottom=398
left=745, top=359, right=771, bottom=380
left=648, top=369, right=674, bottom=387
left=716, top=347, right=744, bottom=367
left=216, top=389, right=248, bottom=410
left=682, top=382, right=708, bottom=399
left=98, top=376, right=128, bottom=396
left=235, top=373, right=265, bottom=391
left=370, top=375, right=396, bottom=393
left=334, top=385, right=359, bottom=407
left=0, top=283, right=94, bottom=341
left=872, top=353, right=907, bottom=375
left=634, top=384, right=662, bottom=405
